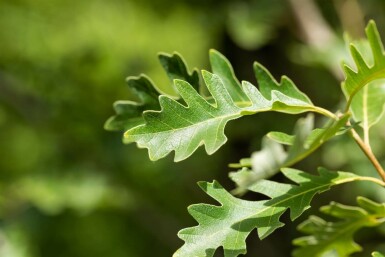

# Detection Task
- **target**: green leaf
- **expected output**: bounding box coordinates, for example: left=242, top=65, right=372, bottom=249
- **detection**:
left=104, top=75, right=161, bottom=131
left=230, top=114, right=350, bottom=191
left=123, top=50, right=333, bottom=161
left=293, top=197, right=385, bottom=257
left=174, top=169, right=385, bottom=257
left=342, top=20, right=385, bottom=131
left=125, top=71, right=244, bottom=161
left=229, top=137, right=287, bottom=190
left=350, top=79, right=385, bottom=133
left=105, top=52, right=199, bottom=131
left=284, top=114, right=350, bottom=165
left=250, top=62, right=316, bottom=114
left=209, top=50, right=248, bottom=103
left=373, top=252, right=385, bottom=257
left=159, top=52, right=201, bottom=93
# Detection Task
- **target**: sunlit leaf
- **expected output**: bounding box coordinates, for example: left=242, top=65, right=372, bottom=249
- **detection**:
left=104, top=75, right=161, bottom=131
left=174, top=169, right=385, bottom=257
left=122, top=50, right=331, bottom=161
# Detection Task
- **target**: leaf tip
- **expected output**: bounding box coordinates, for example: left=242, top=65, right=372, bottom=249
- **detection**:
left=209, top=48, right=220, bottom=56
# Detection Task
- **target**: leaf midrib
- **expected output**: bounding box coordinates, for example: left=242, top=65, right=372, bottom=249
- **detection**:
left=126, top=112, right=242, bottom=137
left=192, top=175, right=383, bottom=241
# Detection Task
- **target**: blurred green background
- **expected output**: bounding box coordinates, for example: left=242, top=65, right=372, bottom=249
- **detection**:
left=1, top=0, right=385, bottom=256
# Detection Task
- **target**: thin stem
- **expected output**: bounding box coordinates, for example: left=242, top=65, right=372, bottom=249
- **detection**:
left=363, top=86, right=371, bottom=145
left=349, top=126, right=385, bottom=181
left=313, top=107, right=338, bottom=120
left=364, top=128, right=370, bottom=146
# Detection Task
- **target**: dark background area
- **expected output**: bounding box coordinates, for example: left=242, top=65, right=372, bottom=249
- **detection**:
left=1, top=0, right=385, bottom=256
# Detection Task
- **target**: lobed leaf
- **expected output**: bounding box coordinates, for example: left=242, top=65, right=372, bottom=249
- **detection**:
left=123, top=50, right=332, bottom=161
left=293, top=197, right=385, bottom=257
left=105, top=52, right=198, bottom=131
left=209, top=50, right=248, bottom=103
left=159, top=52, right=201, bottom=93
left=174, top=168, right=385, bottom=257
left=124, top=71, right=243, bottom=161
left=342, top=20, right=385, bottom=132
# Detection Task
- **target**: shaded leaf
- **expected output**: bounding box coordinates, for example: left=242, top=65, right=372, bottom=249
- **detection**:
left=229, top=137, right=287, bottom=190
left=104, top=75, right=161, bottom=131
left=230, top=114, right=349, bottom=191
left=174, top=169, right=385, bottom=257
left=293, top=197, right=385, bottom=257
left=105, top=52, right=199, bottom=131
left=267, top=131, right=294, bottom=145
left=159, top=52, right=201, bottom=92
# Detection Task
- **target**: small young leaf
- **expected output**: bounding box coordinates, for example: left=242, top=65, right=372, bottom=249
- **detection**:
left=373, top=252, right=385, bottom=257
left=293, top=197, right=385, bottom=257
left=230, top=137, right=287, bottom=190
left=175, top=168, right=385, bottom=257
left=230, top=114, right=350, bottom=191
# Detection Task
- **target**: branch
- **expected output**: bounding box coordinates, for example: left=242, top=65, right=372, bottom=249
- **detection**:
left=349, top=125, right=385, bottom=181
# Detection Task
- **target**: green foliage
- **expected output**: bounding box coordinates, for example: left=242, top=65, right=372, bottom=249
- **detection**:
left=174, top=169, right=384, bottom=257
left=109, top=49, right=333, bottom=161
left=104, top=75, right=161, bottom=131
left=105, top=52, right=199, bottom=131
left=373, top=252, right=385, bottom=257
left=343, top=21, right=385, bottom=134
left=230, top=114, right=350, bottom=191
left=106, top=19, right=385, bottom=257
left=159, top=52, right=201, bottom=93
left=293, top=197, right=385, bottom=257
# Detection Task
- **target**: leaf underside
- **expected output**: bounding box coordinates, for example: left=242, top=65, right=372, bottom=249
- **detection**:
left=174, top=168, right=384, bottom=257
left=230, top=113, right=350, bottom=191
left=293, top=197, right=385, bottom=257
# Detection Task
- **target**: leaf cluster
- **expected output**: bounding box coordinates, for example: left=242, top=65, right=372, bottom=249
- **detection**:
left=106, top=20, right=385, bottom=256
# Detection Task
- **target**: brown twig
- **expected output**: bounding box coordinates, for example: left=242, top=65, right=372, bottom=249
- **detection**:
left=350, top=127, right=385, bottom=182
